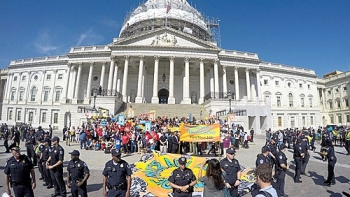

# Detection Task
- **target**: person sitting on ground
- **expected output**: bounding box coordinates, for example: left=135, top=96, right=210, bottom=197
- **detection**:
left=85, top=138, right=93, bottom=150
left=139, top=144, right=153, bottom=162
left=255, top=163, right=278, bottom=197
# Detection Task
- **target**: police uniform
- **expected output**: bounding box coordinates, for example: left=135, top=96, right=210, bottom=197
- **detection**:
left=25, top=130, right=37, bottom=165
left=293, top=139, right=303, bottom=183
left=42, top=138, right=53, bottom=188
left=256, top=146, right=272, bottom=167
left=49, top=136, right=67, bottom=197
left=4, top=143, right=35, bottom=197
left=300, top=137, right=309, bottom=175
left=4, top=128, right=10, bottom=153
left=102, top=149, right=132, bottom=197
left=220, top=148, right=240, bottom=197
left=324, top=140, right=337, bottom=185
left=168, top=157, right=196, bottom=197
left=35, top=138, right=45, bottom=180
left=67, top=150, right=90, bottom=197
left=275, top=144, right=288, bottom=197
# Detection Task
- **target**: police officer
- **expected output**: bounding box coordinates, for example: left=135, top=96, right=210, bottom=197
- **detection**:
left=3, top=126, right=10, bottom=153
left=168, top=156, right=197, bottom=197
left=293, top=138, right=304, bottom=183
left=321, top=139, right=337, bottom=185
left=35, top=137, right=45, bottom=181
left=47, top=136, right=67, bottom=197
left=12, top=127, right=21, bottom=146
left=25, top=128, right=37, bottom=165
left=42, top=138, right=53, bottom=189
left=220, top=148, right=241, bottom=197
left=102, top=149, right=132, bottom=197
left=276, top=144, right=289, bottom=197
left=301, top=135, right=310, bottom=175
left=4, top=143, right=36, bottom=197
left=256, top=146, right=272, bottom=167
left=67, top=150, right=90, bottom=197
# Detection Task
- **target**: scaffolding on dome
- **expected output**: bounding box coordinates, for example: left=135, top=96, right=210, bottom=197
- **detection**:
left=119, top=0, right=221, bottom=46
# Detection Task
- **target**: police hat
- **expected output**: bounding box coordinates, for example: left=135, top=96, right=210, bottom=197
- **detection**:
left=44, top=138, right=51, bottom=143
left=51, top=136, right=60, bottom=142
left=36, top=137, right=42, bottom=142
left=69, top=150, right=80, bottom=156
left=178, top=157, right=187, bottom=164
left=280, top=144, right=287, bottom=150
left=262, top=146, right=270, bottom=153
left=9, top=143, right=20, bottom=151
left=226, top=148, right=236, bottom=155
left=111, top=149, right=121, bottom=157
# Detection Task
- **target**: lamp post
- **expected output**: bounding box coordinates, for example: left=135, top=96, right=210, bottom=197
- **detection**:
left=92, top=89, right=97, bottom=112
left=228, top=90, right=232, bottom=114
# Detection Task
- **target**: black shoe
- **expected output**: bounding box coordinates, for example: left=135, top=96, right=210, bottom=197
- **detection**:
left=43, top=183, right=49, bottom=186
left=39, top=177, right=44, bottom=180
left=301, top=172, right=306, bottom=175
left=47, top=185, right=53, bottom=189
left=51, top=194, right=59, bottom=197
left=294, top=180, right=302, bottom=183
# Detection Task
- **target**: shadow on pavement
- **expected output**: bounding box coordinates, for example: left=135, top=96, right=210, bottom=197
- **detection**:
left=308, top=171, right=326, bottom=186
left=335, top=175, right=350, bottom=184
left=87, top=183, right=102, bottom=192
left=327, top=190, right=343, bottom=197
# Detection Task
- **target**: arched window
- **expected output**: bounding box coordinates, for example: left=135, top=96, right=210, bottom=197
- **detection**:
left=30, top=87, right=37, bottom=101
left=289, top=93, right=293, bottom=107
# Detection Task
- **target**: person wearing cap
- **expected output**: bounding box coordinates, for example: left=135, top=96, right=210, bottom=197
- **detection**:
left=300, top=135, right=310, bottom=176
left=266, top=137, right=278, bottom=169
left=220, top=148, right=241, bottom=197
left=3, top=125, right=10, bottom=153
left=293, top=138, right=304, bottom=183
left=47, top=136, right=67, bottom=197
left=256, top=146, right=272, bottom=168
left=35, top=137, right=45, bottom=182
left=102, top=148, right=132, bottom=197
left=42, top=138, right=53, bottom=189
left=168, top=156, right=197, bottom=197
left=25, top=128, right=37, bottom=166
left=319, top=139, right=337, bottom=185
left=67, top=150, right=90, bottom=197
left=4, top=143, right=36, bottom=197
left=275, top=144, right=289, bottom=197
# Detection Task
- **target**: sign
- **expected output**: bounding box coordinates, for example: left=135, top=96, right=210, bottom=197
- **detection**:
left=149, top=110, right=156, bottom=121
left=128, top=108, right=134, bottom=118
left=118, top=114, right=125, bottom=126
left=228, top=114, right=236, bottom=122
left=180, top=124, right=220, bottom=142
left=145, top=122, right=151, bottom=132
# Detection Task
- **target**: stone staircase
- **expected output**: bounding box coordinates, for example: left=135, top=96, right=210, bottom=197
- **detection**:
left=120, top=103, right=209, bottom=119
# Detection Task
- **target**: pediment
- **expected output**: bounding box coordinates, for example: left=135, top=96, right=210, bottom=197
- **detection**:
left=111, top=28, right=218, bottom=50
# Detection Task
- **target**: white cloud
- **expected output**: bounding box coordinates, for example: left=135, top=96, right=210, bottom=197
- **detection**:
left=76, top=28, right=104, bottom=46
left=33, top=28, right=58, bottom=55
left=100, top=18, right=119, bottom=28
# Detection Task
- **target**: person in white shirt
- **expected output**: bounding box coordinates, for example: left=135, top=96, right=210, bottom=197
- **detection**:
left=255, top=163, right=279, bottom=197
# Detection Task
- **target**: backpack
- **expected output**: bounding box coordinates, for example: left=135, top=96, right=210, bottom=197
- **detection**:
left=258, top=190, right=279, bottom=197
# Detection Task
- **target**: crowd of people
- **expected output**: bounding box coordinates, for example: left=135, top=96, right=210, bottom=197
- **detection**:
left=1, top=116, right=349, bottom=197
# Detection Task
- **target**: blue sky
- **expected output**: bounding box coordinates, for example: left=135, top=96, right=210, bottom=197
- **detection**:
left=0, top=0, right=349, bottom=77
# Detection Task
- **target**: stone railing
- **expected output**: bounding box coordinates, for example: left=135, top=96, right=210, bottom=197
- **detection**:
left=93, top=89, right=123, bottom=99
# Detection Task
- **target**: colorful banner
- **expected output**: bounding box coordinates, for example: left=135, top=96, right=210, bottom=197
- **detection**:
left=118, top=114, right=125, bottom=126
left=180, top=124, right=220, bottom=142
left=149, top=110, right=156, bottom=121
left=129, top=152, right=256, bottom=197
left=145, top=122, right=151, bottom=132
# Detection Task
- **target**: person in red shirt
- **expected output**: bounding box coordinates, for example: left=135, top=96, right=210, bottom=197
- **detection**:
left=122, top=132, right=130, bottom=155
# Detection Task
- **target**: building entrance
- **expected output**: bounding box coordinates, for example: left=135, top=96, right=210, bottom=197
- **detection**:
left=158, top=89, right=169, bottom=104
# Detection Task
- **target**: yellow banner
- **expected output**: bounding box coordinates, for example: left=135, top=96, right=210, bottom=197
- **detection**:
left=180, top=124, right=220, bottom=142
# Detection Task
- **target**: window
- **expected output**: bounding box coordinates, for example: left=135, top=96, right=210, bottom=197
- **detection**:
left=93, top=76, right=98, bottom=81
left=328, top=90, right=331, bottom=95
left=288, top=82, right=291, bottom=87
left=290, top=116, right=295, bottom=128
left=13, top=76, right=17, bottom=81
left=344, top=87, right=347, bottom=91
left=329, top=101, right=333, bottom=110
left=338, top=115, right=342, bottom=124
left=46, top=74, right=51, bottom=80
left=347, top=115, right=350, bottom=123
left=22, top=76, right=26, bottom=81
left=17, top=111, right=21, bottom=121
left=277, top=96, right=281, bottom=107
left=337, top=100, right=341, bottom=109
left=336, top=88, right=339, bottom=93
left=302, top=116, right=306, bottom=126
left=34, top=75, right=38, bottom=80
left=301, top=98, right=305, bottom=107
left=58, top=74, right=63, bottom=79
left=9, top=110, right=12, bottom=120
left=275, top=81, right=279, bottom=86
left=10, top=91, right=15, bottom=101
left=264, top=80, right=268, bottom=85
left=310, top=116, right=314, bottom=125
left=278, top=117, right=282, bottom=127
left=19, top=91, right=24, bottom=101
left=330, top=116, right=334, bottom=124
left=299, top=84, right=302, bottom=88
left=308, top=84, right=311, bottom=89
left=43, top=90, right=49, bottom=102
left=345, top=99, right=349, bottom=107
left=289, top=93, right=293, bottom=107
left=309, top=98, right=313, bottom=107
left=55, top=91, right=61, bottom=102
left=53, top=113, right=58, bottom=124
left=30, top=87, right=37, bottom=101
left=42, top=112, right=46, bottom=123
left=28, top=112, right=33, bottom=122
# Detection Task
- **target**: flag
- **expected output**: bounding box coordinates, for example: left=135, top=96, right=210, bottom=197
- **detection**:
left=166, top=2, right=171, bottom=13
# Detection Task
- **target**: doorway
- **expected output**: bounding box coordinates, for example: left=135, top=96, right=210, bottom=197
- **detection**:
left=158, top=89, right=169, bottom=104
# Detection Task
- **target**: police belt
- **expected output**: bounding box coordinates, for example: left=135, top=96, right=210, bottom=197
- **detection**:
left=108, top=182, right=126, bottom=190
left=12, top=181, right=31, bottom=187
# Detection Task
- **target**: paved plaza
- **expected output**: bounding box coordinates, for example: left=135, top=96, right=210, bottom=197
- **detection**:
left=0, top=131, right=350, bottom=197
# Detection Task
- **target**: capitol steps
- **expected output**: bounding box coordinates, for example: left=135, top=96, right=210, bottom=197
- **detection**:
left=120, top=103, right=209, bottom=119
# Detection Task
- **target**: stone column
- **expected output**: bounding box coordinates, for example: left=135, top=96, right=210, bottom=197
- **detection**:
left=112, top=61, right=119, bottom=94
left=321, top=88, right=325, bottom=110
left=68, top=65, right=77, bottom=100
left=198, top=58, right=205, bottom=104
left=107, top=56, right=116, bottom=95
left=222, top=65, right=227, bottom=97
left=122, top=56, right=130, bottom=102
left=256, top=69, right=261, bottom=100
left=152, top=56, right=160, bottom=103
left=85, top=62, right=94, bottom=103
left=73, top=63, right=82, bottom=103
left=182, top=57, right=191, bottom=104
left=234, top=66, right=239, bottom=100
left=135, top=56, right=145, bottom=103
left=100, top=62, right=106, bottom=89
left=61, top=64, right=71, bottom=103
left=168, top=56, right=175, bottom=104
left=3, top=73, right=12, bottom=102
left=213, top=59, right=220, bottom=96
left=210, top=67, right=214, bottom=95
left=245, top=68, right=251, bottom=100
left=51, top=70, right=58, bottom=104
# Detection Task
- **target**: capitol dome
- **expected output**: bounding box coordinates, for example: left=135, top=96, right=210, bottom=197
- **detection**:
left=119, top=0, right=216, bottom=42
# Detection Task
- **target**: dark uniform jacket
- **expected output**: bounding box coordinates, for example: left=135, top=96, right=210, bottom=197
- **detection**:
left=49, top=145, right=64, bottom=167
left=67, top=159, right=90, bottom=182
left=255, top=154, right=272, bottom=167
left=276, top=151, right=287, bottom=171
left=4, top=155, right=34, bottom=185
left=168, top=167, right=196, bottom=193
left=102, top=159, right=132, bottom=186
left=220, top=158, right=240, bottom=185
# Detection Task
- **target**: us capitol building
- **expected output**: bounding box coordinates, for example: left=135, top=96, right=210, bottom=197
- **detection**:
left=0, top=0, right=348, bottom=133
